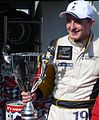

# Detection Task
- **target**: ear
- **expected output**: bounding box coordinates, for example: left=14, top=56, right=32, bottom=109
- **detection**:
left=90, top=20, right=95, bottom=25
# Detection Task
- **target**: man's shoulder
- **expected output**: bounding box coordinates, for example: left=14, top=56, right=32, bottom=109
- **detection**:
left=50, top=35, right=68, bottom=46
left=58, top=35, right=68, bottom=41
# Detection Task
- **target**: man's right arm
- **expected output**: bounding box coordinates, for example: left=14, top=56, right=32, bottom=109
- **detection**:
left=21, top=64, right=56, bottom=104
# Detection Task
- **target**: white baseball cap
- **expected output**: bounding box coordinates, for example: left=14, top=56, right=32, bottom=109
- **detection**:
left=59, top=1, right=94, bottom=20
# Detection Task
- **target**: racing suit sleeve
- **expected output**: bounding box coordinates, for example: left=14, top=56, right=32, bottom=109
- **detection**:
left=36, top=64, right=55, bottom=99
left=35, top=38, right=57, bottom=99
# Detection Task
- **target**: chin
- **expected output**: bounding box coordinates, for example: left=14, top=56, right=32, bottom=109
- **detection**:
left=71, top=37, right=80, bottom=40
left=70, top=35, right=81, bottom=41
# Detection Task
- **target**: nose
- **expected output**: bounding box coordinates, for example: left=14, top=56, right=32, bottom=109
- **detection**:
left=70, top=20, right=76, bottom=30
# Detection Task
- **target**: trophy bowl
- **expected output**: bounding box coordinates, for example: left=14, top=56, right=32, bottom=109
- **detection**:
left=11, top=52, right=46, bottom=120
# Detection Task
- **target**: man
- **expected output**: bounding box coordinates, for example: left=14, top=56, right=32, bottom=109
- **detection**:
left=21, top=1, right=99, bottom=120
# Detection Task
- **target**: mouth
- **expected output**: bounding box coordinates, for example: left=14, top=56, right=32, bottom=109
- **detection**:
left=70, top=30, right=80, bottom=36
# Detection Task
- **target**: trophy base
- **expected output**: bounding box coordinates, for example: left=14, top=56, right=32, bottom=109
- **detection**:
left=21, top=109, right=37, bottom=120
left=21, top=101, right=38, bottom=120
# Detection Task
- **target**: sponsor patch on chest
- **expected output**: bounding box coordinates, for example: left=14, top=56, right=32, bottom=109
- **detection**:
left=57, top=46, right=72, bottom=60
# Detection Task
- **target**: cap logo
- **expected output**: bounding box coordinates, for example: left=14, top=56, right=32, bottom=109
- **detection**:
left=71, top=2, right=77, bottom=10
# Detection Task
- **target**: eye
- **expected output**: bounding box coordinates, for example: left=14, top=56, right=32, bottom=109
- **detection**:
left=74, top=19, right=82, bottom=24
left=66, top=18, right=82, bottom=24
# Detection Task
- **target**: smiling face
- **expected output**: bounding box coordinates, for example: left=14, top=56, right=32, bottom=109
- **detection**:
left=66, top=14, right=94, bottom=41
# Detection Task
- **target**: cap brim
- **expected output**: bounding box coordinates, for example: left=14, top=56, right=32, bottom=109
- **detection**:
left=59, top=11, right=79, bottom=19
left=59, top=11, right=66, bottom=18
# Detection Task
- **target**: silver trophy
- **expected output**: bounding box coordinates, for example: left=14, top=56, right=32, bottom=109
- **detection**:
left=11, top=52, right=46, bottom=120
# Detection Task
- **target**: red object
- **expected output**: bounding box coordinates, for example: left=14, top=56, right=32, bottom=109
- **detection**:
left=6, top=100, right=24, bottom=120
left=1, top=76, right=20, bottom=100
left=2, top=76, right=17, bottom=87
left=30, top=65, right=41, bottom=86
left=6, top=101, right=24, bottom=112
left=34, top=65, right=41, bottom=81
left=91, top=96, right=99, bottom=120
